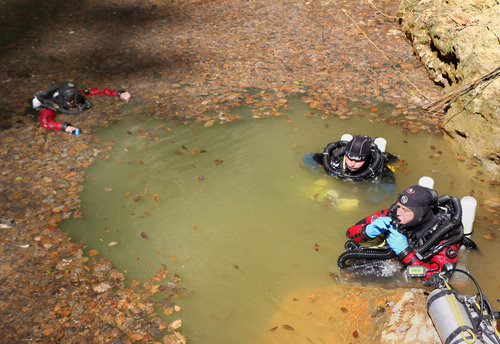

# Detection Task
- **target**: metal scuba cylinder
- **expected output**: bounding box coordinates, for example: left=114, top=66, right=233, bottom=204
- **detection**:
left=427, top=288, right=476, bottom=343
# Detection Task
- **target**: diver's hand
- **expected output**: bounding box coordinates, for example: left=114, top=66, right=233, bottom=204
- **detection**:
left=120, top=91, right=131, bottom=102
left=387, top=227, right=409, bottom=255
left=365, top=216, right=393, bottom=238
left=65, top=126, right=81, bottom=136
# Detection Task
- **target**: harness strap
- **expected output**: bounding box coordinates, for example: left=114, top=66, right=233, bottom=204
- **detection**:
left=445, top=326, right=476, bottom=344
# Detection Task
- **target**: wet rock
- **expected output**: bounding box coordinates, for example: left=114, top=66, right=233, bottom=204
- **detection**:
left=259, top=284, right=439, bottom=343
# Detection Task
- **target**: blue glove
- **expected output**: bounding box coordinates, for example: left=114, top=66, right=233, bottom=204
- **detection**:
left=386, top=227, right=409, bottom=255
left=365, top=216, right=393, bottom=238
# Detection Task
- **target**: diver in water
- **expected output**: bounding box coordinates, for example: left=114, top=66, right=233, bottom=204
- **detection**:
left=312, top=134, right=398, bottom=182
left=32, top=82, right=131, bottom=134
left=344, top=184, right=464, bottom=282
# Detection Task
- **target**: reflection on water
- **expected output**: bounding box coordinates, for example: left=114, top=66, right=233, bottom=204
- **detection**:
left=61, top=98, right=499, bottom=344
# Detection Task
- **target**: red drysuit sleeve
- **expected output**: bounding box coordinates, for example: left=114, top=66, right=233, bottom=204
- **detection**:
left=39, top=108, right=63, bottom=131
left=346, top=209, right=391, bottom=242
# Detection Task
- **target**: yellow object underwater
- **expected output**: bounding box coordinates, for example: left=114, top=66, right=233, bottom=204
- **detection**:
left=337, top=198, right=359, bottom=211
left=313, top=178, right=330, bottom=187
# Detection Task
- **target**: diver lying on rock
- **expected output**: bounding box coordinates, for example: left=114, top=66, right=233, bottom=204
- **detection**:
left=32, top=82, right=131, bottom=135
left=339, top=184, right=466, bottom=284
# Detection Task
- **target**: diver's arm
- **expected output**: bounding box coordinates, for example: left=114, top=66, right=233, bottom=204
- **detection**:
left=85, top=88, right=130, bottom=101
left=40, top=108, right=63, bottom=131
left=346, top=209, right=390, bottom=242
left=40, top=108, right=78, bottom=133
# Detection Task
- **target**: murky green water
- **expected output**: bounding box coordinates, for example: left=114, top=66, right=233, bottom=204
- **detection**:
left=61, top=98, right=499, bottom=343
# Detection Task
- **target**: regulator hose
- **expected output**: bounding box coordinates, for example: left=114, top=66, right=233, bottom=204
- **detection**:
left=414, top=196, right=463, bottom=260
left=34, top=89, right=92, bottom=115
left=337, top=240, right=395, bottom=269
left=322, top=141, right=347, bottom=175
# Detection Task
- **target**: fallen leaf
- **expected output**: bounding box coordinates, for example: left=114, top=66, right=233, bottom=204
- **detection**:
left=215, top=159, right=224, bottom=165
left=141, top=232, right=148, bottom=239
left=282, top=324, right=294, bottom=331
left=152, top=193, right=160, bottom=201
left=89, top=249, right=99, bottom=257
left=269, top=326, right=278, bottom=332
left=133, top=195, right=142, bottom=202
left=168, top=319, right=182, bottom=331
left=197, top=176, right=206, bottom=182
left=108, top=241, right=119, bottom=246
left=93, top=283, right=111, bottom=293
left=173, top=150, right=183, bottom=155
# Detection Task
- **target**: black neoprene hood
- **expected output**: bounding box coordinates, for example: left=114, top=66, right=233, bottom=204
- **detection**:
left=346, top=135, right=372, bottom=161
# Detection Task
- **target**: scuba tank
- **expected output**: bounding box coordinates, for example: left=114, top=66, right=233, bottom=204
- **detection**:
left=426, top=263, right=500, bottom=344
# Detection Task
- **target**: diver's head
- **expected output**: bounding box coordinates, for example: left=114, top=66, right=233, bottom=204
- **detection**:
left=53, top=83, right=84, bottom=109
left=396, top=185, right=437, bottom=228
left=345, top=135, right=372, bottom=171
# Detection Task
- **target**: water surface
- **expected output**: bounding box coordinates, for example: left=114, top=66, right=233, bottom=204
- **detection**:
left=62, top=98, right=499, bottom=343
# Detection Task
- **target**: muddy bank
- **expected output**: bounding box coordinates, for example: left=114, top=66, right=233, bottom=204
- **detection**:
left=0, top=0, right=497, bottom=342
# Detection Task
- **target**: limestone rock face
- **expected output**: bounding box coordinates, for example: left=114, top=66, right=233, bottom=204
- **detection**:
left=398, top=0, right=500, bottom=177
